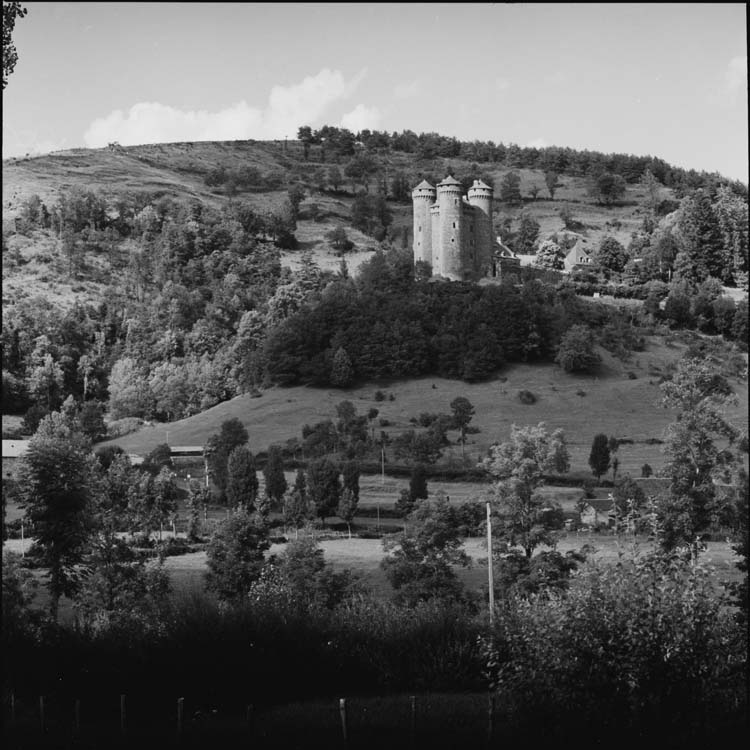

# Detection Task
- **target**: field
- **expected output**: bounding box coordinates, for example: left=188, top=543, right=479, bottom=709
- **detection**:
left=97, top=333, right=748, bottom=479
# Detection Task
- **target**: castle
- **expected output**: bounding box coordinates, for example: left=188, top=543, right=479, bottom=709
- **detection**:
left=412, top=176, right=498, bottom=281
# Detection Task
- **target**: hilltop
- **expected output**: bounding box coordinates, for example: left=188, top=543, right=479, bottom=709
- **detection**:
left=3, top=137, right=672, bottom=308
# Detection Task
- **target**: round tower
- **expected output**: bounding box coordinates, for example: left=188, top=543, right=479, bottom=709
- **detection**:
left=467, top=179, right=494, bottom=276
left=411, top=180, right=436, bottom=267
left=436, top=175, right=464, bottom=280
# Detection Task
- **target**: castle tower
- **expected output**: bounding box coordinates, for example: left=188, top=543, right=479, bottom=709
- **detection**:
left=467, top=179, right=493, bottom=275
left=411, top=180, right=436, bottom=266
left=436, top=175, right=464, bottom=280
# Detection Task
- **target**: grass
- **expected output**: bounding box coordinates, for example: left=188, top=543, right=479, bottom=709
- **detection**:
left=95, top=335, right=748, bottom=479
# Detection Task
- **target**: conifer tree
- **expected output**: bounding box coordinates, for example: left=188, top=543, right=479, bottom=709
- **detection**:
left=226, top=445, right=259, bottom=510
left=588, top=433, right=611, bottom=480
left=263, top=445, right=288, bottom=509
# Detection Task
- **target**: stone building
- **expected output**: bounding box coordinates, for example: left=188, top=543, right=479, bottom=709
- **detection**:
left=412, top=176, right=498, bottom=281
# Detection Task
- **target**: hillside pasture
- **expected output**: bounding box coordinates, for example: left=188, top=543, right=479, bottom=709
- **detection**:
left=98, top=331, right=750, bottom=478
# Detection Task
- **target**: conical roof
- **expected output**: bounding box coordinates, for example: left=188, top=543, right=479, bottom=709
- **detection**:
left=438, top=175, right=462, bottom=186
left=470, top=179, right=492, bottom=190
left=413, top=179, right=435, bottom=190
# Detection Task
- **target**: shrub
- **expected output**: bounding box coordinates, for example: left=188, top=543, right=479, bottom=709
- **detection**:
left=518, top=390, right=537, bottom=405
left=484, top=551, right=747, bottom=743
left=641, top=463, right=653, bottom=478
left=374, top=390, right=386, bottom=402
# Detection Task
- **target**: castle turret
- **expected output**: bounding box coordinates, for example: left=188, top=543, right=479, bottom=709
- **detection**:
left=436, top=175, right=464, bottom=280
left=412, top=180, right=436, bottom=267
left=467, top=179, right=493, bottom=275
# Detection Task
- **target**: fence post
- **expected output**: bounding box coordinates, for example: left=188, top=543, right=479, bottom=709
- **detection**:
left=39, top=695, right=45, bottom=733
left=339, top=698, right=348, bottom=743
left=75, top=698, right=81, bottom=736
left=177, top=697, right=184, bottom=738
left=487, top=692, right=494, bottom=743
left=120, top=694, right=126, bottom=736
left=410, top=695, right=416, bottom=746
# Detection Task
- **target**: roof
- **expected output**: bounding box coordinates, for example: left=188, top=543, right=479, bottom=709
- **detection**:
left=437, top=175, right=462, bottom=187
left=2, top=440, right=29, bottom=458
left=169, top=446, right=204, bottom=456
left=470, top=179, right=492, bottom=190
left=565, top=243, right=591, bottom=261
left=413, top=179, right=435, bottom=190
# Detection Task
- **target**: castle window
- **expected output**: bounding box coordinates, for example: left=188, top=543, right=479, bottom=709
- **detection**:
left=452, top=222, right=456, bottom=228
left=451, top=238, right=455, bottom=243
left=418, top=225, right=421, bottom=232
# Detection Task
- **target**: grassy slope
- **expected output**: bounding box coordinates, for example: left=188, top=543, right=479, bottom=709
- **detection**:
left=99, top=334, right=748, bottom=478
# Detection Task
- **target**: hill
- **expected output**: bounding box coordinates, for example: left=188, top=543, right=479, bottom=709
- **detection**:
left=3, top=138, right=668, bottom=306
left=98, top=334, right=748, bottom=479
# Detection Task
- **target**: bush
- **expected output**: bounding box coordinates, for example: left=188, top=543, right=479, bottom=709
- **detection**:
left=374, top=390, right=386, bottom=402
left=483, top=551, right=747, bottom=743
left=518, top=390, right=537, bottom=405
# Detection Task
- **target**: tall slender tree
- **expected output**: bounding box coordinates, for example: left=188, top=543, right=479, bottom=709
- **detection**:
left=17, top=413, right=95, bottom=620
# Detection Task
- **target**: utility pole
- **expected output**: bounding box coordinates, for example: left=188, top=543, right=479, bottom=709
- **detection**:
left=487, top=502, right=494, bottom=625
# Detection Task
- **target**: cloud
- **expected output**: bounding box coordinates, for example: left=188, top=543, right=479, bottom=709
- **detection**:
left=525, top=137, right=549, bottom=149
left=340, top=104, right=382, bottom=133
left=394, top=79, right=421, bottom=99
left=495, top=77, right=511, bottom=91
left=83, top=68, right=367, bottom=148
left=723, top=55, right=747, bottom=104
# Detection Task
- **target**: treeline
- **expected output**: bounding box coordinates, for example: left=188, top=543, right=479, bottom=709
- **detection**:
left=297, top=124, right=748, bottom=196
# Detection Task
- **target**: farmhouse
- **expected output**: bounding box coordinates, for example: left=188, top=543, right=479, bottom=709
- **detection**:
left=564, top=242, right=596, bottom=272
left=2, top=439, right=29, bottom=478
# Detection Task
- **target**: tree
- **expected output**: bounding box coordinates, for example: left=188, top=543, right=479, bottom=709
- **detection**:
left=205, top=417, right=249, bottom=496
left=676, top=189, right=725, bottom=285
left=225, top=445, right=259, bottom=510
left=206, top=507, right=269, bottom=603
left=282, top=481, right=311, bottom=539
left=483, top=423, right=570, bottom=559
left=588, top=433, right=611, bottom=480
left=409, top=463, right=429, bottom=502
left=596, top=236, right=628, bottom=274
left=263, top=445, right=287, bottom=509
left=587, top=171, right=627, bottom=205
left=337, top=488, right=358, bottom=538
left=545, top=170, right=559, bottom=200
left=450, top=396, right=475, bottom=460
left=535, top=239, right=564, bottom=270
left=330, top=346, right=354, bottom=387
left=16, top=413, right=95, bottom=620
left=514, top=213, right=541, bottom=255
left=27, top=353, right=64, bottom=411
left=500, top=171, right=522, bottom=205
left=306, top=457, right=341, bottom=524
left=555, top=325, right=601, bottom=373
left=78, top=400, right=107, bottom=443
left=381, top=495, right=470, bottom=605
left=328, top=165, right=343, bottom=191
left=326, top=225, right=353, bottom=254
left=74, top=532, right=171, bottom=633
left=2, top=2, right=27, bottom=89
left=658, top=358, right=741, bottom=555
left=152, top=466, right=179, bottom=541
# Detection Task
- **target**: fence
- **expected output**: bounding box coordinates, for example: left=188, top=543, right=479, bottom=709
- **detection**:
left=3, top=690, right=500, bottom=749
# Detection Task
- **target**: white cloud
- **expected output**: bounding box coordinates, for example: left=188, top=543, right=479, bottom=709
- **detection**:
left=394, top=79, right=421, bottom=99
left=83, top=68, right=367, bottom=148
left=340, top=104, right=382, bottom=133
left=495, top=77, right=511, bottom=91
left=723, top=55, right=747, bottom=104
left=525, top=137, right=548, bottom=149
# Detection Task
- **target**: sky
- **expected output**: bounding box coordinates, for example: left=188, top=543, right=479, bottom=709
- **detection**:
left=3, top=3, right=748, bottom=182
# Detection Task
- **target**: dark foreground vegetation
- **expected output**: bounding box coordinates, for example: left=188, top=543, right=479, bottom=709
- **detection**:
left=4, top=545, right=748, bottom=749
